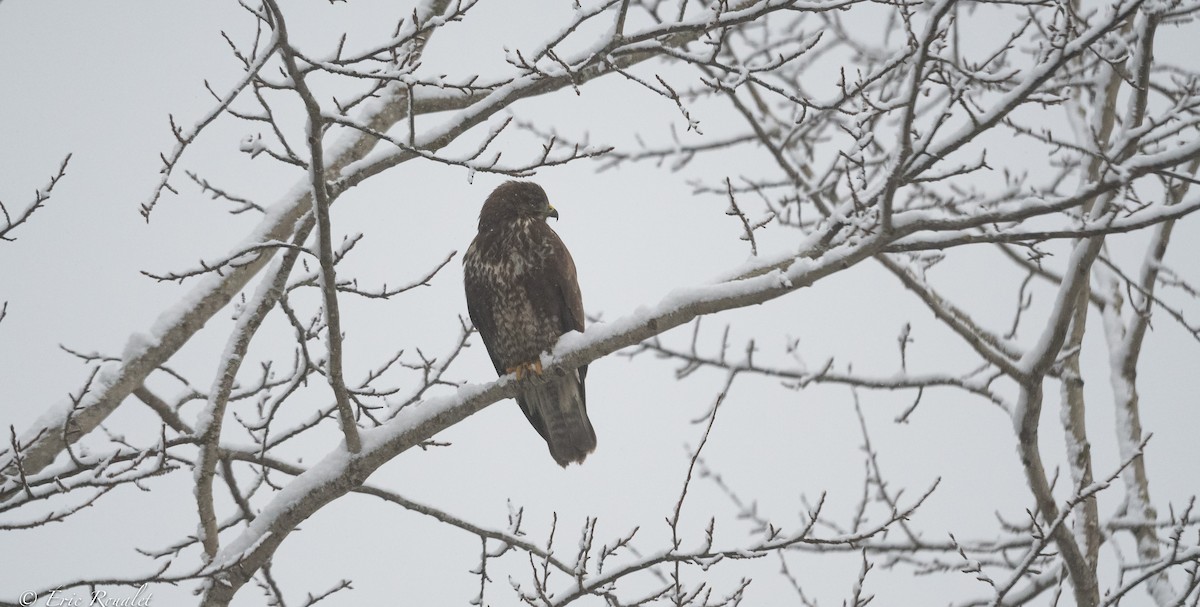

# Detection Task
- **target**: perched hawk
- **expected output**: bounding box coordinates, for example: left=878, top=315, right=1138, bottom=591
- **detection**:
left=463, top=181, right=596, bottom=466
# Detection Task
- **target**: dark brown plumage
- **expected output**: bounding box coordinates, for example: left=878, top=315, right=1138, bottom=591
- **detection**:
left=463, top=181, right=596, bottom=466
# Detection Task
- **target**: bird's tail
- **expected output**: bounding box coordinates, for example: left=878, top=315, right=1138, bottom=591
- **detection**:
left=519, top=373, right=596, bottom=467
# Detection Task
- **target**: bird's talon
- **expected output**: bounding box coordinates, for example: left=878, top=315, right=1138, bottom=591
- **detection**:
left=506, top=361, right=544, bottom=381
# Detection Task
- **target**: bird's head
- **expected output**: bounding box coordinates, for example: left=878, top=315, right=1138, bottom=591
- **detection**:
left=478, top=181, right=558, bottom=230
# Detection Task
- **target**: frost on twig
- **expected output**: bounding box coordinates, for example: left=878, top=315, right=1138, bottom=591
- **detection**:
left=6, top=0, right=1200, bottom=604
left=0, top=154, right=71, bottom=243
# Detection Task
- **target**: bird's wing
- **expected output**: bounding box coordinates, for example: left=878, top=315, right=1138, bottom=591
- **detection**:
left=549, top=233, right=585, bottom=336
left=545, top=228, right=588, bottom=400
left=463, top=240, right=506, bottom=376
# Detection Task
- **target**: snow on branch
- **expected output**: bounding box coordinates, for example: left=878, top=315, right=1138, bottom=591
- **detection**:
left=7, top=0, right=1200, bottom=603
left=141, top=31, right=280, bottom=220
left=2, top=0, right=815, bottom=491
left=0, top=154, right=71, bottom=243
left=197, top=227, right=874, bottom=603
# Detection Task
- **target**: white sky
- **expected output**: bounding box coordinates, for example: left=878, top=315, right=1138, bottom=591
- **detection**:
left=1, top=0, right=1198, bottom=605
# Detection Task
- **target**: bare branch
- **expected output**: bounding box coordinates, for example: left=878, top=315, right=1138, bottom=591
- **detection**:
left=0, top=154, right=71, bottom=242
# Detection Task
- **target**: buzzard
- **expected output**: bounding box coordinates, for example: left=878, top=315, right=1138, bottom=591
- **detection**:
left=463, top=181, right=596, bottom=466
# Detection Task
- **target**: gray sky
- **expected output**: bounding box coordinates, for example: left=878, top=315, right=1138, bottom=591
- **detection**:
left=2, top=1, right=1198, bottom=605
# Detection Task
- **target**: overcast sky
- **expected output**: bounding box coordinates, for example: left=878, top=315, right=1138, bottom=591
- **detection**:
left=2, top=1, right=1198, bottom=605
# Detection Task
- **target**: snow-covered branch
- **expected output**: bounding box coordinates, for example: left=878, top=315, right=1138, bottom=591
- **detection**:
left=6, top=0, right=1200, bottom=603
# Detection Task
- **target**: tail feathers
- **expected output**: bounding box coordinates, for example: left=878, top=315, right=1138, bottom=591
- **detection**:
left=518, top=375, right=596, bottom=467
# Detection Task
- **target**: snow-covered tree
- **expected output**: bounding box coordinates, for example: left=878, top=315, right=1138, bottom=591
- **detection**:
left=2, top=0, right=1198, bottom=605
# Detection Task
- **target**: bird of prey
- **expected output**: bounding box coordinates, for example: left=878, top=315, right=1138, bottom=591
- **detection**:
left=463, top=181, right=596, bottom=466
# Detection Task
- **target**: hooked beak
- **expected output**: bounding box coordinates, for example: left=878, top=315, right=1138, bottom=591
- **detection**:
left=546, top=205, right=559, bottom=220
